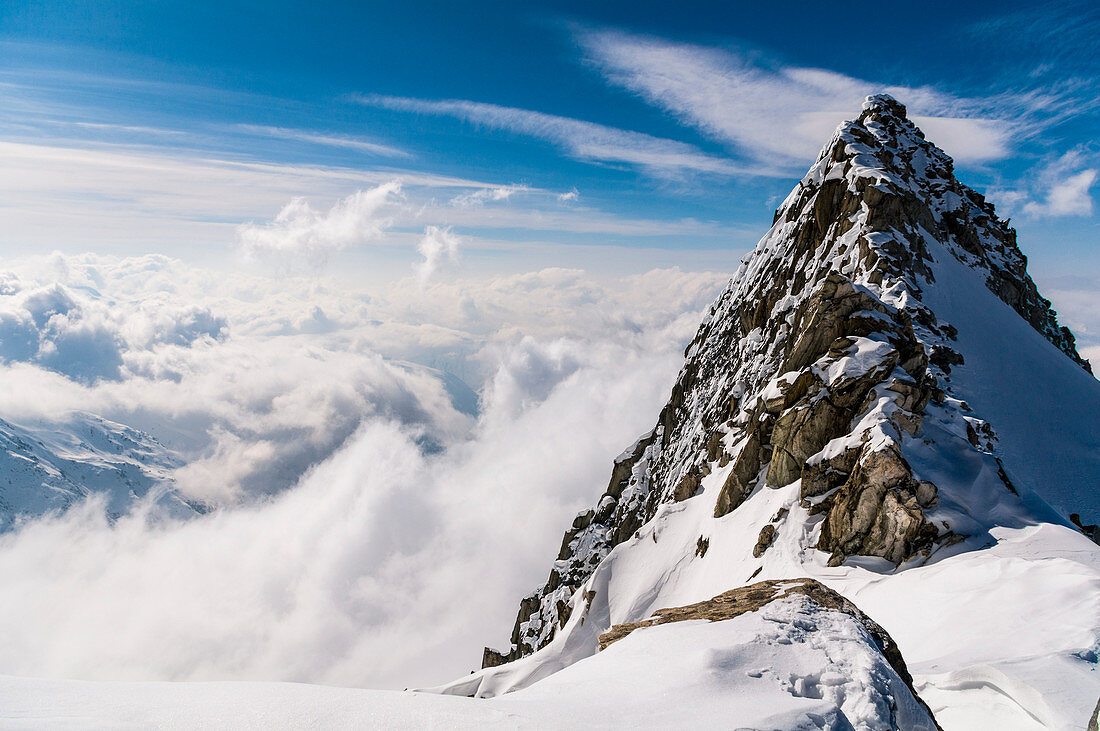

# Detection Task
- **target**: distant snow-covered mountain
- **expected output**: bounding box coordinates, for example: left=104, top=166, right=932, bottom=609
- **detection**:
left=0, top=412, right=202, bottom=530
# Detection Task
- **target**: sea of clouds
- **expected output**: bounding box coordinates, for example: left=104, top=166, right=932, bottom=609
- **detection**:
left=1, top=161, right=1092, bottom=692
left=0, top=244, right=728, bottom=688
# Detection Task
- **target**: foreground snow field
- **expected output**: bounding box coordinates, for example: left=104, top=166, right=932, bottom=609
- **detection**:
left=1, top=590, right=937, bottom=730
left=433, top=481, right=1099, bottom=729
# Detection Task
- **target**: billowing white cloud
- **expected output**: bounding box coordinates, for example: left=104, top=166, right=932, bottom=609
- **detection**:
left=580, top=29, right=1045, bottom=166
left=0, top=252, right=728, bottom=690
left=0, top=332, right=683, bottom=688
left=358, top=94, right=747, bottom=177
left=1024, top=170, right=1096, bottom=218
left=237, top=182, right=403, bottom=267
left=0, top=254, right=728, bottom=505
left=416, top=225, right=462, bottom=285
left=0, top=277, right=226, bottom=385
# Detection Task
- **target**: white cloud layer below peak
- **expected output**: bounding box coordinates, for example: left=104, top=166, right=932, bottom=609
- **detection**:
left=0, top=251, right=729, bottom=689
left=0, top=253, right=728, bottom=503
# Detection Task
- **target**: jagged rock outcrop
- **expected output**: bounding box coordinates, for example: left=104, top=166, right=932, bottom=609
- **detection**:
left=483, top=94, right=1092, bottom=666
left=817, top=441, right=940, bottom=565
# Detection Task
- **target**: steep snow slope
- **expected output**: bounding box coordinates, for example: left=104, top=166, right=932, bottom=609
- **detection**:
left=438, top=95, right=1100, bottom=730
left=442, top=477, right=1098, bottom=728
left=918, top=240, right=1100, bottom=522
left=0, top=413, right=200, bottom=531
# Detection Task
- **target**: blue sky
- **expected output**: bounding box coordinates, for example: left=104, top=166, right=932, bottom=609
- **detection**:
left=1, top=0, right=1097, bottom=294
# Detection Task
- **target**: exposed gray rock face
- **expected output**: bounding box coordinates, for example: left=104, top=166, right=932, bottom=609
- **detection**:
left=751, top=524, right=776, bottom=558
left=818, top=442, right=939, bottom=565
left=483, top=94, right=1091, bottom=666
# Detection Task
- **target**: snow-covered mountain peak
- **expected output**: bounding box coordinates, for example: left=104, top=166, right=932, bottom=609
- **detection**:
left=759, top=92, right=1089, bottom=371
left=444, top=95, right=1100, bottom=729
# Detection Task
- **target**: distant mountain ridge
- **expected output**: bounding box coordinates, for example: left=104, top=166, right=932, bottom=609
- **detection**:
left=0, top=412, right=202, bottom=530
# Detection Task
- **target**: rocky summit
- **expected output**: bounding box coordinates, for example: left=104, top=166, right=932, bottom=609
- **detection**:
left=435, top=95, right=1100, bottom=730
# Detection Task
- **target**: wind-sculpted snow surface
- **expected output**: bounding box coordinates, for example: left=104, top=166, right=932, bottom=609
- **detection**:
left=462, top=96, right=1100, bottom=729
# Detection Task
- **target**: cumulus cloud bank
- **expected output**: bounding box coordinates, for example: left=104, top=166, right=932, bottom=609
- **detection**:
left=0, top=253, right=728, bottom=689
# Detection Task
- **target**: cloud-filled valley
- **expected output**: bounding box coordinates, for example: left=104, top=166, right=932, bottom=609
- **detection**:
left=0, top=250, right=727, bottom=687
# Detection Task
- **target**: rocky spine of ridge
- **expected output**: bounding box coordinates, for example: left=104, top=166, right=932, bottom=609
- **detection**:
left=482, top=94, right=1090, bottom=668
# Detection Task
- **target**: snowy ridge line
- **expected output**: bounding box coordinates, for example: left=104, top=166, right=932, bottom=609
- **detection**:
left=596, top=578, right=943, bottom=729
left=483, top=93, right=1083, bottom=666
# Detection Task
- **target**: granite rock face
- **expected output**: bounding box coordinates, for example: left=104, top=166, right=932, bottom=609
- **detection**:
left=483, top=94, right=1091, bottom=666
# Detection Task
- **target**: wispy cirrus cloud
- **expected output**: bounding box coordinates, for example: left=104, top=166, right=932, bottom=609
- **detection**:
left=356, top=94, right=754, bottom=178
left=964, top=0, right=1100, bottom=80
left=237, top=124, right=410, bottom=159
left=2, top=140, right=740, bottom=263
left=990, top=150, right=1098, bottom=219
left=449, top=184, right=529, bottom=209
left=578, top=29, right=1064, bottom=167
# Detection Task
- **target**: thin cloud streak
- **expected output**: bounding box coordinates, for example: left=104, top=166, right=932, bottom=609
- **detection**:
left=0, top=140, right=740, bottom=256
left=356, top=93, right=764, bottom=178
left=238, top=125, right=411, bottom=159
